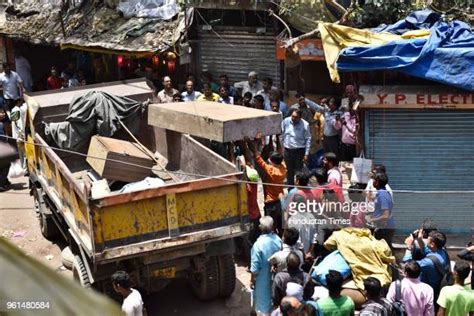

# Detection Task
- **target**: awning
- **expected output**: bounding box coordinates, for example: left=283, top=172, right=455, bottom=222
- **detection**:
left=0, top=2, right=189, bottom=56
left=334, top=10, right=474, bottom=92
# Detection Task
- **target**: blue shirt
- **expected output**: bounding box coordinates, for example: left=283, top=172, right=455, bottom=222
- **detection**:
left=403, top=249, right=448, bottom=292
left=181, top=90, right=202, bottom=102
left=373, top=189, right=395, bottom=228
left=293, top=99, right=342, bottom=136
left=218, top=96, right=234, bottom=104
left=251, top=233, right=282, bottom=313
left=281, top=117, right=311, bottom=155
left=265, top=101, right=289, bottom=117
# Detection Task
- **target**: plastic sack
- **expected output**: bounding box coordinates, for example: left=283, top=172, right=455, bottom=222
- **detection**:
left=311, top=250, right=351, bottom=286
left=8, top=160, right=24, bottom=179
left=117, top=0, right=178, bottom=20
left=119, top=177, right=165, bottom=193
left=245, top=166, right=260, bottom=182
left=351, top=153, right=372, bottom=184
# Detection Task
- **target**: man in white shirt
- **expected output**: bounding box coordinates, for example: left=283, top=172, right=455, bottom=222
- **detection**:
left=0, top=63, right=25, bottom=109
left=234, top=71, right=263, bottom=96
left=256, top=77, right=277, bottom=106
left=365, top=164, right=393, bottom=202
left=14, top=53, right=33, bottom=92
left=156, top=76, right=178, bottom=103
left=181, top=80, right=202, bottom=102
left=112, top=271, right=145, bottom=316
left=323, top=152, right=342, bottom=187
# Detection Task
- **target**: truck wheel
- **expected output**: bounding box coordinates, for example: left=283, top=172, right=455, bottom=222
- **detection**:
left=33, top=186, right=60, bottom=240
left=72, top=255, right=91, bottom=288
left=217, top=254, right=236, bottom=298
left=190, top=256, right=219, bottom=301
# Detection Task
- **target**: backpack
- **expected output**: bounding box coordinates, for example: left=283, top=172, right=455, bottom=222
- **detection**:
left=427, top=250, right=454, bottom=298
left=391, top=279, right=407, bottom=316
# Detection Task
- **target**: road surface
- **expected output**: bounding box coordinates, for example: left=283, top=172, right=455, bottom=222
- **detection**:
left=0, top=176, right=252, bottom=315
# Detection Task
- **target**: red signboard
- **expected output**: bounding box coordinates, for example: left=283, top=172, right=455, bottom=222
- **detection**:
left=276, top=39, right=325, bottom=61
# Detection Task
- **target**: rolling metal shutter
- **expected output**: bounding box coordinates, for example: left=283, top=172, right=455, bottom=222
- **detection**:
left=198, top=27, right=280, bottom=86
left=365, top=110, right=474, bottom=234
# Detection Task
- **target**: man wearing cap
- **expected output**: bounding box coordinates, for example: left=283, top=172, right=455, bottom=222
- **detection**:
left=235, top=71, right=263, bottom=96
left=250, top=216, right=282, bottom=316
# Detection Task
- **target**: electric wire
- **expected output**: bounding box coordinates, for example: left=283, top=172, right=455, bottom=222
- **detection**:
left=2, top=134, right=474, bottom=194
left=195, top=9, right=236, bottom=49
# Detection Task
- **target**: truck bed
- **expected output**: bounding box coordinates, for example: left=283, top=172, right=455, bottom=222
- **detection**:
left=24, top=81, right=249, bottom=265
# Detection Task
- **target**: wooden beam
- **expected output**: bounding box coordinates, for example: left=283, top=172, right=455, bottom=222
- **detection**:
left=148, top=102, right=282, bottom=142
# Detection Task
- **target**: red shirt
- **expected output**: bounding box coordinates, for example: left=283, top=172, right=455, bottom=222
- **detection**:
left=350, top=208, right=366, bottom=228
left=311, top=183, right=345, bottom=202
left=47, top=76, right=62, bottom=90
left=246, top=183, right=260, bottom=219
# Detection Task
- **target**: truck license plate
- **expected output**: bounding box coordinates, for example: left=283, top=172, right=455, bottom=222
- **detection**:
left=152, top=266, right=176, bottom=278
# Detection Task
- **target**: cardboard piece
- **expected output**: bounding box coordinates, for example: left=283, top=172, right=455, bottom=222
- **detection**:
left=148, top=102, right=282, bottom=142
left=86, top=136, right=154, bottom=182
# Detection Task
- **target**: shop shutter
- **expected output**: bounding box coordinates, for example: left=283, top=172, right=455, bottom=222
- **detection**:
left=198, top=26, right=280, bottom=87
left=365, top=110, right=474, bottom=234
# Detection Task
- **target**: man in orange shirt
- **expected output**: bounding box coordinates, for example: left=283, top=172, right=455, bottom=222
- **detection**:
left=249, top=139, right=287, bottom=236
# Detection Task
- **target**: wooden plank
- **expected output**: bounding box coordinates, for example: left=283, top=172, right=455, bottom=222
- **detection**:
left=86, top=136, right=154, bottom=182
left=148, top=101, right=282, bottom=142
left=360, top=85, right=474, bottom=109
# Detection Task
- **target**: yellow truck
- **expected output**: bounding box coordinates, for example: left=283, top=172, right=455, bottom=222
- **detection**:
left=22, top=79, right=249, bottom=299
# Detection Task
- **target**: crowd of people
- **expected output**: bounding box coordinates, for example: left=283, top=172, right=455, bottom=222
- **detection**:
left=148, top=70, right=473, bottom=315
left=1, top=60, right=473, bottom=316
left=152, top=71, right=361, bottom=166
left=249, top=217, right=474, bottom=316
left=46, top=62, right=87, bottom=90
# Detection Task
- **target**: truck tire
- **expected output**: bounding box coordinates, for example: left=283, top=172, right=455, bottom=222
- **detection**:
left=33, top=186, right=60, bottom=240
left=217, top=254, right=236, bottom=298
left=190, top=256, right=219, bottom=301
left=72, top=255, right=91, bottom=288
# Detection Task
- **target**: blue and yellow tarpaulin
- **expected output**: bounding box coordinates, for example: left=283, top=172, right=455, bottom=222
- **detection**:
left=321, top=10, right=474, bottom=92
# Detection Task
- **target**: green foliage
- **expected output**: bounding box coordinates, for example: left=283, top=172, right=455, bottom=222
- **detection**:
left=347, top=0, right=472, bottom=28
left=348, top=1, right=417, bottom=28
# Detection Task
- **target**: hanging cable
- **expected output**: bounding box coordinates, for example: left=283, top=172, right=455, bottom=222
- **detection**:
left=3, top=134, right=474, bottom=194
left=195, top=9, right=235, bottom=49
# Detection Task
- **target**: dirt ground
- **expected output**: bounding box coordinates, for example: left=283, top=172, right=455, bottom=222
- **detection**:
left=0, top=176, right=253, bottom=315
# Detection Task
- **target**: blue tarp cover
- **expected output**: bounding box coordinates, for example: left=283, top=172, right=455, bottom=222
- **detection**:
left=337, top=11, right=474, bottom=91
